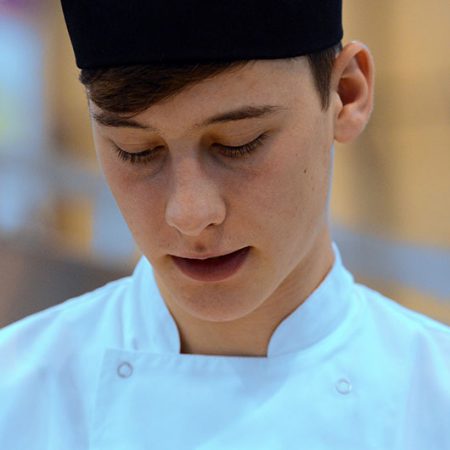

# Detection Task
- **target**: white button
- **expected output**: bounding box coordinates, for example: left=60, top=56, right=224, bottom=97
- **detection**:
left=335, top=378, right=352, bottom=395
left=117, top=362, right=133, bottom=378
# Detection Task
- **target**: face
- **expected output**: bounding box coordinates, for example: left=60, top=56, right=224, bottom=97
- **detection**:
left=90, top=58, right=336, bottom=323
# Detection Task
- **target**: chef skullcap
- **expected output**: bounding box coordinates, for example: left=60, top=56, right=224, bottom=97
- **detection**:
left=60, top=0, right=343, bottom=70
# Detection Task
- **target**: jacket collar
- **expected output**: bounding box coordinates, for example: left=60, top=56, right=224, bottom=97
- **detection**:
left=129, top=243, right=355, bottom=357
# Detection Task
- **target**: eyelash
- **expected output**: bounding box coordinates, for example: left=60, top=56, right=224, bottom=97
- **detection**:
left=112, top=133, right=268, bottom=164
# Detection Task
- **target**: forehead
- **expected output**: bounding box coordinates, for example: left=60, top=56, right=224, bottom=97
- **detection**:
left=168, top=57, right=311, bottom=102
left=89, top=58, right=314, bottom=131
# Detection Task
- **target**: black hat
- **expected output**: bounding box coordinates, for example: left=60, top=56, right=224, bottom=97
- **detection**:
left=61, top=0, right=343, bottom=69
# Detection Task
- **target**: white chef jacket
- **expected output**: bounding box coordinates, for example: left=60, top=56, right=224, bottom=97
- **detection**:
left=0, top=245, right=449, bottom=450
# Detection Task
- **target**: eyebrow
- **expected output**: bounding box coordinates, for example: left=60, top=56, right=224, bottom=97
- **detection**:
left=91, top=104, right=285, bottom=130
left=91, top=112, right=157, bottom=130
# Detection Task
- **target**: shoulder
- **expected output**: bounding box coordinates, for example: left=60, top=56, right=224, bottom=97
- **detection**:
left=356, top=282, right=450, bottom=337
left=355, top=283, right=450, bottom=373
left=0, top=275, right=133, bottom=378
left=1, top=274, right=132, bottom=335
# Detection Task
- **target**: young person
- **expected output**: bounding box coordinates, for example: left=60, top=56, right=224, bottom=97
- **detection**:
left=1, top=1, right=449, bottom=448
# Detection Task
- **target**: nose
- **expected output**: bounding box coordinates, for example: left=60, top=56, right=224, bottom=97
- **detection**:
left=165, top=158, right=226, bottom=236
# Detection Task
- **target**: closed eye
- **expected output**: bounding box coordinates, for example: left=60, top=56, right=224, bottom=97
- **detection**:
left=112, top=133, right=268, bottom=164
left=213, top=133, right=268, bottom=159
left=112, top=145, right=163, bottom=164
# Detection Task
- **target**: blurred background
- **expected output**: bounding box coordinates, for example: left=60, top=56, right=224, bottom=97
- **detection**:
left=0, top=0, right=449, bottom=328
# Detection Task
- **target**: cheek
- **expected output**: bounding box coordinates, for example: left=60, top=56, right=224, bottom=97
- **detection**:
left=97, top=152, right=167, bottom=242
left=235, top=135, right=330, bottom=244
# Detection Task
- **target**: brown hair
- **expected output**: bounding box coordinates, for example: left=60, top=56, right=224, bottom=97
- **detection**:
left=79, top=42, right=343, bottom=116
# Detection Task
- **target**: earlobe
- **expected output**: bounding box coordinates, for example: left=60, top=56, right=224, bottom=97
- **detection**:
left=332, top=41, right=375, bottom=143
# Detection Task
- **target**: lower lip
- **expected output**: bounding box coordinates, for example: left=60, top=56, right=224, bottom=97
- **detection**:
left=171, top=247, right=250, bottom=282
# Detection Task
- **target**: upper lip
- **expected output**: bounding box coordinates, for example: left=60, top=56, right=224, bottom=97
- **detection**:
left=171, top=246, right=248, bottom=260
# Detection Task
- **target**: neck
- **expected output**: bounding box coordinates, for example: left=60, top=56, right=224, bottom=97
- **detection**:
left=159, top=229, right=334, bottom=357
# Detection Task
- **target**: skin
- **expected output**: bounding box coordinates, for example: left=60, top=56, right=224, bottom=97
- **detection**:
left=90, top=41, right=375, bottom=357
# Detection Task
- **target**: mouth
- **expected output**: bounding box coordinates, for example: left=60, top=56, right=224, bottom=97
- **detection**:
left=171, top=247, right=251, bottom=282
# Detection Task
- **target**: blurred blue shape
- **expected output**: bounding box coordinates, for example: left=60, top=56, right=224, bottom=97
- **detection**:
left=0, top=14, right=48, bottom=232
left=333, top=223, right=450, bottom=301
left=0, top=15, right=45, bottom=150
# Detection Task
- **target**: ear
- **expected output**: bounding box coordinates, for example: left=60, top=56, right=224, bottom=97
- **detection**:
left=331, top=41, right=375, bottom=143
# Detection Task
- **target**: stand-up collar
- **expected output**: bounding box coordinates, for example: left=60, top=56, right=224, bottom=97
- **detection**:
left=129, top=243, right=356, bottom=357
